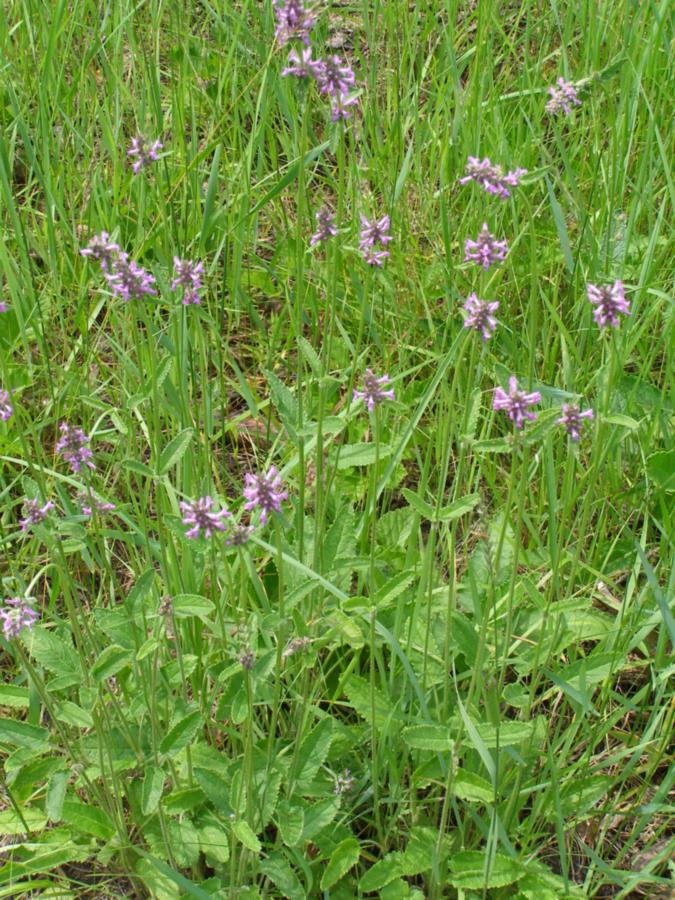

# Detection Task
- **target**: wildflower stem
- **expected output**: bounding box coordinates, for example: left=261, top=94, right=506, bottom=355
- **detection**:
left=369, top=407, right=383, bottom=842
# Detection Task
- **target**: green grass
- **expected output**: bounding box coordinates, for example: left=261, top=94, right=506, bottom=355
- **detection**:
left=0, top=0, right=673, bottom=897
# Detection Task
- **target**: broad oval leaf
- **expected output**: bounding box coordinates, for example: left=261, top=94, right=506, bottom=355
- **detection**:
left=46, top=770, right=68, bottom=822
left=336, top=443, right=392, bottom=469
left=160, top=710, right=203, bottom=757
left=448, top=850, right=521, bottom=889
left=0, top=718, right=50, bottom=751
left=320, top=836, right=360, bottom=889
left=91, top=645, right=132, bottom=682
left=172, top=594, right=216, bottom=623
left=402, top=725, right=453, bottom=752
left=232, top=819, right=261, bottom=853
left=158, top=428, right=193, bottom=475
left=453, top=769, right=494, bottom=803
left=142, top=766, right=165, bottom=815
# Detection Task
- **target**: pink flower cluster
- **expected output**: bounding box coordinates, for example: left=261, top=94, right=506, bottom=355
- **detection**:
left=459, top=157, right=527, bottom=200
left=81, top=233, right=206, bottom=308
left=179, top=467, right=289, bottom=541
left=1, top=597, right=38, bottom=639
left=279, top=2, right=359, bottom=122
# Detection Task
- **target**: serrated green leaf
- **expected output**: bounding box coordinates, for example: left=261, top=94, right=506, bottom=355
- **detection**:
left=264, top=368, right=298, bottom=440
left=0, top=807, right=48, bottom=834
left=166, top=816, right=201, bottom=867
left=320, top=837, right=360, bottom=889
left=172, top=594, right=215, bottom=623
left=373, top=571, right=415, bottom=608
left=276, top=800, right=304, bottom=847
left=194, top=768, right=232, bottom=815
left=448, top=850, right=521, bottom=889
left=163, top=787, right=206, bottom=814
left=232, top=819, right=261, bottom=852
left=123, top=459, right=155, bottom=478
left=381, top=879, right=418, bottom=899
left=62, top=797, right=115, bottom=839
left=400, top=827, right=437, bottom=876
left=327, top=609, right=365, bottom=647
left=126, top=568, right=156, bottom=612
left=0, top=718, right=50, bottom=751
left=557, top=775, right=613, bottom=820
left=344, top=674, right=404, bottom=728
left=647, top=450, right=675, bottom=492
left=294, top=718, right=334, bottom=792
left=142, top=766, right=165, bottom=816
left=46, top=770, right=68, bottom=822
left=158, top=428, right=193, bottom=475
left=260, top=856, right=305, bottom=899
left=402, top=725, right=453, bottom=752
left=0, top=844, right=90, bottom=881
left=160, top=710, right=203, bottom=757
left=90, top=645, right=132, bottom=682
left=439, top=493, right=481, bottom=521
left=453, top=769, right=494, bottom=803
left=337, top=443, right=392, bottom=469
left=301, top=797, right=340, bottom=841
left=198, top=822, right=230, bottom=864
left=54, top=701, right=93, bottom=728
left=135, top=850, right=213, bottom=900
left=0, top=685, right=30, bottom=708
left=23, top=627, right=81, bottom=682
left=402, top=489, right=480, bottom=523
left=297, top=335, right=322, bottom=376
left=604, top=413, right=640, bottom=430
left=471, top=720, right=534, bottom=748
left=136, top=637, right=159, bottom=661
left=545, top=175, right=574, bottom=273
left=472, top=438, right=512, bottom=454
left=359, top=853, right=403, bottom=892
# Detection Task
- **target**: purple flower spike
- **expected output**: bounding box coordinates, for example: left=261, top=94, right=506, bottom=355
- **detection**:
left=334, top=769, right=354, bottom=795
left=330, top=92, right=359, bottom=122
left=78, top=492, right=116, bottom=518
left=0, top=301, right=8, bottom=313
left=105, top=253, right=157, bottom=302
left=0, top=597, right=38, bottom=639
left=546, top=78, right=581, bottom=116
left=282, top=47, right=324, bottom=79
left=56, top=423, right=96, bottom=473
left=316, top=55, right=356, bottom=98
left=557, top=404, right=594, bottom=441
left=20, top=499, right=55, bottom=531
left=127, top=135, right=162, bottom=174
left=353, top=369, right=395, bottom=412
left=226, top=523, right=255, bottom=546
left=359, top=214, right=392, bottom=265
left=462, top=293, right=500, bottom=341
left=310, top=207, right=338, bottom=246
left=171, top=258, right=204, bottom=305
left=180, top=496, right=231, bottom=539
left=0, top=389, right=13, bottom=422
left=587, top=280, right=630, bottom=329
left=243, top=466, right=288, bottom=525
left=464, top=224, right=508, bottom=270
left=240, top=648, right=256, bottom=670
left=493, top=376, right=541, bottom=430
left=359, top=215, right=393, bottom=250
left=362, top=248, right=389, bottom=266
left=273, top=0, right=317, bottom=46
left=459, top=157, right=527, bottom=200
left=80, top=232, right=120, bottom=271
